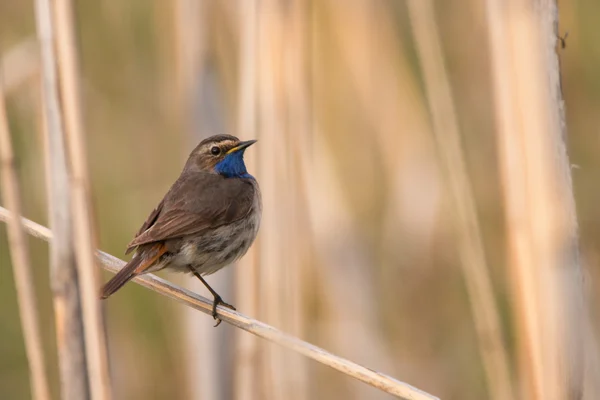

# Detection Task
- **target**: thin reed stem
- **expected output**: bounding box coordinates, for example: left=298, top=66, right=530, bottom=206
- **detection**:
left=407, top=1, right=515, bottom=399
left=0, top=206, right=440, bottom=400
left=33, top=0, right=89, bottom=398
left=0, top=76, right=51, bottom=400
left=255, top=3, right=288, bottom=398
left=52, top=0, right=112, bottom=398
left=485, top=0, right=586, bottom=398
left=0, top=38, right=39, bottom=94
left=234, top=1, right=260, bottom=399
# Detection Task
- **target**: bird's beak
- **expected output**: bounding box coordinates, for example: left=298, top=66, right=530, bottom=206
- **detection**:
left=226, top=139, right=257, bottom=154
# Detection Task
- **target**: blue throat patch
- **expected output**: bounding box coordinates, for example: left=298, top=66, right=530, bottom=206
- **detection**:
left=214, top=150, right=253, bottom=179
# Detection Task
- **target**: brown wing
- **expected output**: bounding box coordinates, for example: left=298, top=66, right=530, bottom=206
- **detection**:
left=126, top=172, right=255, bottom=252
left=135, top=200, right=164, bottom=237
left=124, top=199, right=165, bottom=255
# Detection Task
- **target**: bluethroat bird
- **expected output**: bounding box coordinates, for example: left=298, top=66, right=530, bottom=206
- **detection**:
left=101, top=135, right=261, bottom=325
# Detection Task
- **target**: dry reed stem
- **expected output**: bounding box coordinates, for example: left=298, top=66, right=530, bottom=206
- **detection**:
left=172, top=2, right=226, bottom=399
left=256, top=2, right=289, bottom=398
left=0, top=78, right=51, bottom=400
left=34, top=0, right=89, bottom=398
left=52, top=0, right=112, bottom=398
left=234, top=1, right=260, bottom=399
left=0, top=38, right=39, bottom=94
left=279, top=2, right=311, bottom=398
left=485, top=0, right=585, bottom=398
left=173, top=0, right=206, bottom=117
left=407, top=1, right=515, bottom=399
left=0, top=206, right=440, bottom=400
left=315, top=4, right=417, bottom=398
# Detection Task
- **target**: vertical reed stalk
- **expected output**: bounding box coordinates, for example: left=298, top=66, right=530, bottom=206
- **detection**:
left=407, top=1, right=514, bottom=399
left=173, top=3, right=233, bottom=399
left=0, top=76, right=51, bottom=400
left=256, top=1, right=311, bottom=398
left=34, top=0, right=90, bottom=397
left=35, top=0, right=112, bottom=398
left=314, top=3, right=422, bottom=397
left=256, top=2, right=287, bottom=398
left=280, top=1, right=310, bottom=398
left=485, top=0, right=585, bottom=398
left=0, top=39, right=39, bottom=95
left=235, top=1, right=260, bottom=399
left=173, top=0, right=206, bottom=121
left=52, top=1, right=112, bottom=399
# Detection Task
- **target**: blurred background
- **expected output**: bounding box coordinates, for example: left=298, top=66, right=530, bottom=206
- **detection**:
left=1, top=1, right=599, bottom=399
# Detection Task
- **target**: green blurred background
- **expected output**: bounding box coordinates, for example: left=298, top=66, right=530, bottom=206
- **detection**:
left=1, top=1, right=599, bottom=399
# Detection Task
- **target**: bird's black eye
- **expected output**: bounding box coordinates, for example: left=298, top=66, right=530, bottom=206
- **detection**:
left=210, top=146, right=221, bottom=156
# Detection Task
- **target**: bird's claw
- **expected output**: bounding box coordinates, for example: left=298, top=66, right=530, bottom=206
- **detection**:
left=211, top=295, right=236, bottom=327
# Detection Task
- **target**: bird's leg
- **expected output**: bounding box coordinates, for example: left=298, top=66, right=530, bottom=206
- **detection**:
left=188, top=266, right=236, bottom=327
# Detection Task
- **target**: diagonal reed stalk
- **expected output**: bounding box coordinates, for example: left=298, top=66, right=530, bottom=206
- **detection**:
left=0, top=206, right=440, bottom=400
left=0, top=76, right=51, bottom=400
left=407, top=1, right=515, bottom=399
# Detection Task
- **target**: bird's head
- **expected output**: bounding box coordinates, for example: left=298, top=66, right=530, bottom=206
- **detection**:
left=185, top=134, right=257, bottom=178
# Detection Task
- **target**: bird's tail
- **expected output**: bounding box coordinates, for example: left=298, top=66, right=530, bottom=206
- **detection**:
left=100, top=244, right=167, bottom=299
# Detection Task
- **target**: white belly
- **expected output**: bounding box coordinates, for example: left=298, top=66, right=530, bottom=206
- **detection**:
left=167, top=186, right=261, bottom=276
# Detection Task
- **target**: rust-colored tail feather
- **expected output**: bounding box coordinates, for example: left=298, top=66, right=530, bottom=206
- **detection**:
left=100, top=245, right=166, bottom=299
